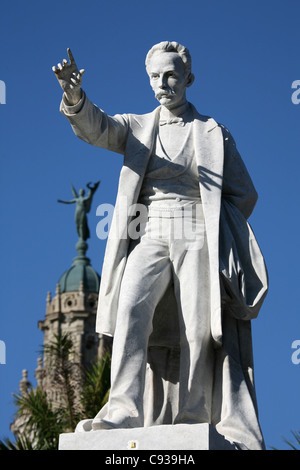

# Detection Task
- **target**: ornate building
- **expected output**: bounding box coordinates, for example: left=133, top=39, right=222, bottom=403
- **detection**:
left=11, top=182, right=111, bottom=438
left=38, top=239, right=101, bottom=369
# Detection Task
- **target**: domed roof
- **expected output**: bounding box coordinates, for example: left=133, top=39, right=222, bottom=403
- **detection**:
left=58, top=256, right=100, bottom=294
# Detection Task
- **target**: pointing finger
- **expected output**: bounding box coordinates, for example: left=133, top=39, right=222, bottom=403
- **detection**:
left=67, top=48, right=75, bottom=64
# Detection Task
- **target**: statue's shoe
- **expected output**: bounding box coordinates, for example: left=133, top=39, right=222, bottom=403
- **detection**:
left=91, top=417, right=137, bottom=431
left=75, top=419, right=93, bottom=432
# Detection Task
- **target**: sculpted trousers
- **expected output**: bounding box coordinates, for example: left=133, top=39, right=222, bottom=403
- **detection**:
left=93, top=206, right=214, bottom=429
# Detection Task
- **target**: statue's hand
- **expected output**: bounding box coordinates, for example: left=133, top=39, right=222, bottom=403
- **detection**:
left=52, top=48, right=85, bottom=105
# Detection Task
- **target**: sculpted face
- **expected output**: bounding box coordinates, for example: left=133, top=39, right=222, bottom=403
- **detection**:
left=148, top=51, right=193, bottom=110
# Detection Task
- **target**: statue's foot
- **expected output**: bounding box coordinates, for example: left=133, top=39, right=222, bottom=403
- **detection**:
left=92, top=418, right=117, bottom=430
left=92, top=416, right=141, bottom=431
left=75, top=419, right=93, bottom=432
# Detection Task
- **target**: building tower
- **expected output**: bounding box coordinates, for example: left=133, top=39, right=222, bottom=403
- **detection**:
left=38, top=236, right=101, bottom=368
left=11, top=182, right=111, bottom=439
left=39, top=180, right=106, bottom=369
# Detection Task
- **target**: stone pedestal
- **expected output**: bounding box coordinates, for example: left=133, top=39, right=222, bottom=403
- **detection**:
left=59, top=423, right=236, bottom=450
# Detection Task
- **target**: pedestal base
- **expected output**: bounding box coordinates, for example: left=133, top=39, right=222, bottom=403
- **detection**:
left=59, top=423, right=237, bottom=450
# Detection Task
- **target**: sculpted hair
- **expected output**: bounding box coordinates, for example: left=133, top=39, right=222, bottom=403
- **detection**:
left=145, top=41, right=192, bottom=77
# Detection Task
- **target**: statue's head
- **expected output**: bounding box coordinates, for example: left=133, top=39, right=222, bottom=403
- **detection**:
left=79, top=188, right=85, bottom=196
left=145, top=41, right=195, bottom=110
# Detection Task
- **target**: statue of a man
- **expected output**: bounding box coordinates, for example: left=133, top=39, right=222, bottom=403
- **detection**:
left=53, top=42, right=268, bottom=449
left=58, top=182, right=100, bottom=241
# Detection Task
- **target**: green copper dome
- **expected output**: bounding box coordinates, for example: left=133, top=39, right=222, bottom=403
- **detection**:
left=58, top=258, right=100, bottom=293
left=58, top=240, right=100, bottom=294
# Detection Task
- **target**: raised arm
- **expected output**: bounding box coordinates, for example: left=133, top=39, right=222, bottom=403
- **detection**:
left=53, top=49, right=129, bottom=155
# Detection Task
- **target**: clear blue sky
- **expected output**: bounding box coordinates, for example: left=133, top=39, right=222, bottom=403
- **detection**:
left=0, top=0, right=299, bottom=450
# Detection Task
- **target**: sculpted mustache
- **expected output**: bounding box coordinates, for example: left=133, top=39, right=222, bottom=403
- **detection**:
left=156, top=90, right=176, bottom=99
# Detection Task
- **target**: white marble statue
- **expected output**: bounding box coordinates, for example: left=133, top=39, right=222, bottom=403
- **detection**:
left=53, top=42, right=268, bottom=450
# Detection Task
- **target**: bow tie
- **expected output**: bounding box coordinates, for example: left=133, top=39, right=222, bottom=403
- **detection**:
left=159, top=117, right=184, bottom=126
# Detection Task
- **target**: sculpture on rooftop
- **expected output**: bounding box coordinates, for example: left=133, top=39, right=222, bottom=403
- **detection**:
left=58, top=181, right=100, bottom=242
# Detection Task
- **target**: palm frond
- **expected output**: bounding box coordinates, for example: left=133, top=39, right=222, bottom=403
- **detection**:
left=271, top=430, right=300, bottom=450
left=80, top=352, right=111, bottom=418
left=0, top=436, right=34, bottom=450
left=282, top=431, right=300, bottom=450
left=1, top=333, right=112, bottom=449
